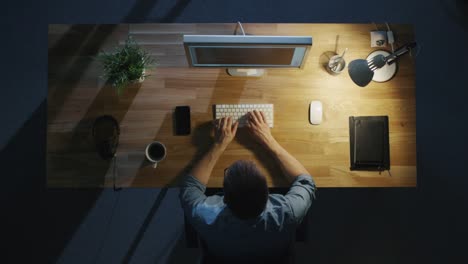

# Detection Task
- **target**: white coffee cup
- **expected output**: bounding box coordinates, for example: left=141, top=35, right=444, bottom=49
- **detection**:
left=145, top=141, right=167, bottom=168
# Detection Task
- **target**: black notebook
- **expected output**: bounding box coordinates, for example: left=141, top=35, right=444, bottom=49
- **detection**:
left=349, top=116, right=390, bottom=171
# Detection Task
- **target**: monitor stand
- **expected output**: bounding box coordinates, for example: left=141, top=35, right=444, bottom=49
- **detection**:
left=227, top=23, right=265, bottom=77
left=227, top=68, right=265, bottom=77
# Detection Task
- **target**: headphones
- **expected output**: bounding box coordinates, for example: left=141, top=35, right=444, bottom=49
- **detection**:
left=92, top=115, right=120, bottom=160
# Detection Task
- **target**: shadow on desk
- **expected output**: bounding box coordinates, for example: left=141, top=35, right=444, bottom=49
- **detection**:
left=48, top=82, right=143, bottom=187
left=48, top=25, right=119, bottom=123
left=133, top=117, right=215, bottom=187
left=133, top=118, right=289, bottom=188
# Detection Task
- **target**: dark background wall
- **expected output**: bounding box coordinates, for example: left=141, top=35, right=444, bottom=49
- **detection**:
left=2, top=0, right=468, bottom=263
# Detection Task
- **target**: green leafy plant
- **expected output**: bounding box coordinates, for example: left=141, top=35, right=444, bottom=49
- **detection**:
left=98, top=36, right=155, bottom=94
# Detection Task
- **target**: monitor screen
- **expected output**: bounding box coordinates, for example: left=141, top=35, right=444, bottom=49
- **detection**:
left=194, top=47, right=295, bottom=65
left=184, top=35, right=312, bottom=68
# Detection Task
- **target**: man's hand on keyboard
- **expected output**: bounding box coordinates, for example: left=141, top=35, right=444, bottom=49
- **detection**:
left=214, top=116, right=239, bottom=149
left=246, top=110, right=278, bottom=150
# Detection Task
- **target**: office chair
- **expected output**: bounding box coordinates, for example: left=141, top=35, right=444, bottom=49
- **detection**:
left=184, top=213, right=310, bottom=264
left=184, top=188, right=312, bottom=263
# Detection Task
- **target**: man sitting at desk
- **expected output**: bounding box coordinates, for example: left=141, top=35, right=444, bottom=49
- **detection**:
left=179, top=110, right=316, bottom=263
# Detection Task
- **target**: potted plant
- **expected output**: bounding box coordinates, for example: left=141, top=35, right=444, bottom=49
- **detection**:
left=98, top=36, right=155, bottom=94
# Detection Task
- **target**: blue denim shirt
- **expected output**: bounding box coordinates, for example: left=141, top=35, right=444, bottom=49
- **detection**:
left=179, top=174, right=316, bottom=259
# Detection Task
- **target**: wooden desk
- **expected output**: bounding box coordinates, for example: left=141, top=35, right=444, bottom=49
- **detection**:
left=47, top=23, right=416, bottom=188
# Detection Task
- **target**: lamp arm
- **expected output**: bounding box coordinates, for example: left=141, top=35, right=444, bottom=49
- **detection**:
left=385, top=42, right=417, bottom=65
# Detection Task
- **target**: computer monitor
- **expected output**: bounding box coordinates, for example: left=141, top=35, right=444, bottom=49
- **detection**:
left=183, top=35, right=312, bottom=76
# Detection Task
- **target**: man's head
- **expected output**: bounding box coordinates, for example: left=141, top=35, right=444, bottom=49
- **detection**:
left=223, top=160, right=269, bottom=219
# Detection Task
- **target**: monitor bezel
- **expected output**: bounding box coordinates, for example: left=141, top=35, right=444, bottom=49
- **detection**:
left=183, top=35, right=312, bottom=69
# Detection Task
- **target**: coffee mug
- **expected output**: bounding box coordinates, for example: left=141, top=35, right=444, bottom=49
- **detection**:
left=145, top=141, right=167, bottom=168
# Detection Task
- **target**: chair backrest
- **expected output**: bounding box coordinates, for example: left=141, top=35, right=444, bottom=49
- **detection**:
left=183, top=188, right=312, bottom=262
left=200, top=242, right=294, bottom=264
left=184, top=217, right=296, bottom=264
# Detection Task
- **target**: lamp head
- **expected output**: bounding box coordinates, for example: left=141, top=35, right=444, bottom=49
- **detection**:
left=348, top=59, right=375, bottom=87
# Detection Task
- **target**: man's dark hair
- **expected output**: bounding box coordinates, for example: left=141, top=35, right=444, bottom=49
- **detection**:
left=223, top=160, right=269, bottom=219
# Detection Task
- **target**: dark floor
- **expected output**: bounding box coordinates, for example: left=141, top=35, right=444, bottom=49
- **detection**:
left=2, top=0, right=468, bottom=263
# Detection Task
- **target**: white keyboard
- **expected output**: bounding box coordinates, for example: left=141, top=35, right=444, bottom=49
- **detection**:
left=214, top=104, right=274, bottom=128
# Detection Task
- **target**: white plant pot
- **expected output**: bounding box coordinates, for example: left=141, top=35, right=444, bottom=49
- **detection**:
left=137, top=69, right=146, bottom=83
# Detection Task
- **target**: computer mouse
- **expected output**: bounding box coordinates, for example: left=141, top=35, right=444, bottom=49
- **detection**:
left=309, top=100, right=323, bottom=125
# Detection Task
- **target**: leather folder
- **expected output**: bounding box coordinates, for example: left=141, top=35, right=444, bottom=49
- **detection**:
left=349, top=116, right=390, bottom=171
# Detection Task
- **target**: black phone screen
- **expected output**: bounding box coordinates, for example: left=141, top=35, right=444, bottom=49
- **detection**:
left=175, top=106, right=191, bottom=135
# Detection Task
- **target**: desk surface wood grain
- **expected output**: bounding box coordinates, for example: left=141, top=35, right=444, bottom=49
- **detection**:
left=47, top=23, right=416, bottom=188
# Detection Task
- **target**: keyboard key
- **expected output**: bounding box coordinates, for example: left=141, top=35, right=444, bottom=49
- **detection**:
left=214, top=104, right=274, bottom=128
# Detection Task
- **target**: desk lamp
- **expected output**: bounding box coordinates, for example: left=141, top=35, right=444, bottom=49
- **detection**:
left=348, top=42, right=417, bottom=87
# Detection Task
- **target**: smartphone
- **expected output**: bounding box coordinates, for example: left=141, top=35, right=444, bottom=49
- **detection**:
left=175, top=106, right=191, bottom=135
